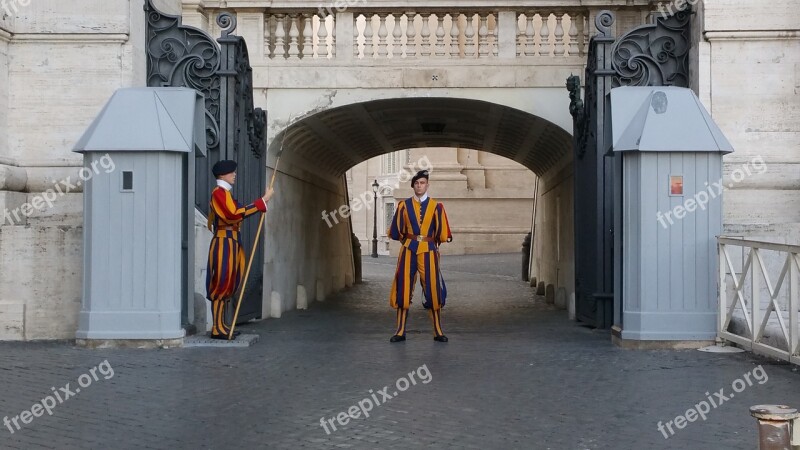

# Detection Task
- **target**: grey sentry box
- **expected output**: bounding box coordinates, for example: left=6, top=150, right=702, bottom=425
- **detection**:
left=610, top=86, right=733, bottom=341
left=73, top=87, right=206, bottom=342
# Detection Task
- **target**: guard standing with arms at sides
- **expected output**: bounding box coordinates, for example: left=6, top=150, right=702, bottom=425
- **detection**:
left=205, top=160, right=274, bottom=340
left=387, top=170, right=453, bottom=343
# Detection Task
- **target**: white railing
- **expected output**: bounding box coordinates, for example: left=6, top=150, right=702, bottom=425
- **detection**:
left=718, top=237, right=800, bottom=364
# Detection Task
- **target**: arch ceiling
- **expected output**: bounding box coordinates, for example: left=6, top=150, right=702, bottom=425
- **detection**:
left=272, top=97, right=572, bottom=177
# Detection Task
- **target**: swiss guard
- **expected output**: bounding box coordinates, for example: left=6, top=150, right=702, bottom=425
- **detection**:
left=205, top=160, right=274, bottom=339
left=387, top=170, right=453, bottom=343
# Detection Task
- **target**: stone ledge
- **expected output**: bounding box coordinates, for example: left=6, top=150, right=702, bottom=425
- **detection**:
left=184, top=334, right=259, bottom=348
left=611, top=326, right=716, bottom=350
left=75, top=338, right=184, bottom=349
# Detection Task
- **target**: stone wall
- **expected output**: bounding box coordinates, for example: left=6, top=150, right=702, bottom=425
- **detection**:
left=529, top=151, right=574, bottom=315
left=700, top=0, right=800, bottom=242
left=0, top=0, right=181, bottom=340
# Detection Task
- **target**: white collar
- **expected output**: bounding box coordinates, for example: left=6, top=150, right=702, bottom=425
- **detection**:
left=414, top=193, right=429, bottom=203
left=216, top=179, right=233, bottom=191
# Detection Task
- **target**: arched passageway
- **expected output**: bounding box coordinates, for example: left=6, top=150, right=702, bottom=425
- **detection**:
left=256, top=97, right=574, bottom=320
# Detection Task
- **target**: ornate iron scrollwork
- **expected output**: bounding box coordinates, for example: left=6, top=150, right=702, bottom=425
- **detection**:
left=610, top=4, right=692, bottom=87
left=144, top=0, right=221, bottom=152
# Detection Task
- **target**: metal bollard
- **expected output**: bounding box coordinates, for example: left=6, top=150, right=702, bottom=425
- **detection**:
left=351, top=233, right=362, bottom=284
left=521, top=232, right=531, bottom=281
left=749, top=405, right=800, bottom=450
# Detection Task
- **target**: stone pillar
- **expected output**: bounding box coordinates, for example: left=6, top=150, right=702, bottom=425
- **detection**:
left=238, top=12, right=266, bottom=64
left=336, top=12, right=354, bottom=62
left=459, top=148, right=486, bottom=189
left=497, top=11, right=517, bottom=59
left=410, top=147, right=467, bottom=191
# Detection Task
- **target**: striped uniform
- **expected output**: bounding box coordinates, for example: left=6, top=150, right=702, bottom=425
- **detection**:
left=387, top=196, right=452, bottom=337
left=205, top=185, right=267, bottom=337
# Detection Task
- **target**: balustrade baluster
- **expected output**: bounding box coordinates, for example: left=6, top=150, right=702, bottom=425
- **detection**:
left=264, top=15, right=272, bottom=59
left=302, top=14, right=313, bottom=58
left=364, top=14, right=375, bottom=58
left=464, top=13, right=475, bottom=57
left=539, top=13, right=550, bottom=56
left=524, top=13, right=535, bottom=56
left=406, top=13, right=417, bottom=57
left=288, top=14, right=300, bottom=58
left=330, top=15, right=336, bottom=57
left=583, top=14, right=589, bottom=45
left=274, top=14, right=287, bottom=59
left=420, top=13, right=432, bottom=57
left=554, top=13, right=564, bottom=56
left=577, top=14, right=586, bottom=56
left=318, top=14, right=329, bottom=58
left=568, top=14, right=579, bottom=56
left=492, top=15, right=498, bottom=57
left=378, top=13, right=389, bottom=58
left=391, top=13, right=402, bottom=58
left=450, top=13, right=461, bottom=58
left=478, top=14, right=489, bottom=57
left=354, top=14, right=360, bottom=58
left=435, top=14, right=446, bottom=57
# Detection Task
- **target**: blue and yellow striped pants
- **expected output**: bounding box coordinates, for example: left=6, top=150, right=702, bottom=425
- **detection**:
left=389, top=248, right=447, bottom=337
left=206, top=230, right=246, bottom=336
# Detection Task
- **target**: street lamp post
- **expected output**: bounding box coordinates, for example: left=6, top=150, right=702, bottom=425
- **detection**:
left=371, top=180, right=379, bottom=258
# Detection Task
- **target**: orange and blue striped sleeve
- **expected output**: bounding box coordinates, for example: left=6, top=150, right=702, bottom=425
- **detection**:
left=388, top=201, right=405, bottom=240
left=210, top=188, right=267, bottom=225
left=436, top=203, right=452, bottom=243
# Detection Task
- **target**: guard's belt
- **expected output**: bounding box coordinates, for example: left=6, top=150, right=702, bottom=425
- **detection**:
left=404, top=233, right=435, bottom=243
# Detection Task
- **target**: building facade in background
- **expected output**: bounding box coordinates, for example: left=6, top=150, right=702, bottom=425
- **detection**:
left=348, top=148, right=536, bottom=256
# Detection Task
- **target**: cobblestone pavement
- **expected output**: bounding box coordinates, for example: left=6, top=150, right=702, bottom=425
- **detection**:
left=1, top=253, right=800, bottom=450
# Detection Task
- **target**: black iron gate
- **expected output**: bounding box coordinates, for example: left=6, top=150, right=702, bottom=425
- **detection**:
left=567, top=6, right=691, bottom=328
left=145, top=1, right=267, bottom=323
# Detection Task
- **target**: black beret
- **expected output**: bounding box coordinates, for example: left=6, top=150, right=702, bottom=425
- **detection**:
left=411, top=170, right=429, bottom=187
left=212, top=160, right=237, bottom=177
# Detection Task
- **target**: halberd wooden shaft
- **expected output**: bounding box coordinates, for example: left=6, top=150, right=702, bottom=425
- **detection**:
left=228, top=155, right=281, bottom=340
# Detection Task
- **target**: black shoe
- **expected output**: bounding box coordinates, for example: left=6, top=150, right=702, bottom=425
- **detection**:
left=433, top=335, right=448, bottom=343
left=389, top=335, right=406, bottom=343
left=209, top=334, right=229, bottom=340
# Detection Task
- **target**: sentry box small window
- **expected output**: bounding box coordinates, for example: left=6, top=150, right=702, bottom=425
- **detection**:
left=669, top=175, right=684, bottom=196
left=121, top=171, right=134, bottom=192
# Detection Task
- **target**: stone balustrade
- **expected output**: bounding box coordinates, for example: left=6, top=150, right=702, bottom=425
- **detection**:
left=260, top=10, right=590, bottom=60
left=190, top=4, right=664, bottom=63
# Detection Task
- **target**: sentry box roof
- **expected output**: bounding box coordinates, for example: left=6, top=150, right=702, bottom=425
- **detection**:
left=73, top=87, right=207, bottom=156
left=610, top=86, right=733, bottom=154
